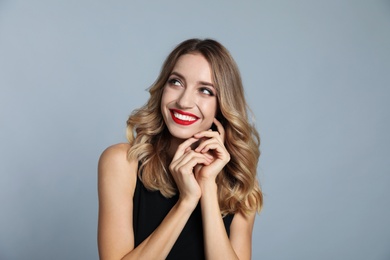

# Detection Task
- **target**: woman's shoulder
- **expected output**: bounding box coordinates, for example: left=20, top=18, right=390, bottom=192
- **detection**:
left=100, top=143, right=131, bottom=160
left=98, top=143, right=138, bottom=182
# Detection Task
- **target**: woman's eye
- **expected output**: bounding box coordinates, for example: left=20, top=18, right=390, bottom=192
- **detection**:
left=200, top=87, right=214, bottom=96
left=168, top=78, right=182, bottom=86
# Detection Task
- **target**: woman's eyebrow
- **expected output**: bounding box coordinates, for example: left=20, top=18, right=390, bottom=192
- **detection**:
left=199, top=81, right=214, bottom=88
left=170, top=71, right=215, bottom=88
left=170, top=71, right=184, bottom=79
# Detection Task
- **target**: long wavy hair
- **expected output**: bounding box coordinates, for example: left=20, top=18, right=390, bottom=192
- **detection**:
left=127, top=38, right=262, bottom=215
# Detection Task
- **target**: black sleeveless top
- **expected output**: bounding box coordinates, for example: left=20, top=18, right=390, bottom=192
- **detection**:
left=133, top=176, right=234, bottom=259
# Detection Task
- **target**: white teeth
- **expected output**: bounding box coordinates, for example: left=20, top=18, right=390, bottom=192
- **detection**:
left=173, top=112, right=197, bottom=121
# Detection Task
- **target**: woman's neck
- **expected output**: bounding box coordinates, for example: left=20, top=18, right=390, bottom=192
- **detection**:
left=167, top=137, right=183, bottom=159
left=166, top=136, right=201, bottom=160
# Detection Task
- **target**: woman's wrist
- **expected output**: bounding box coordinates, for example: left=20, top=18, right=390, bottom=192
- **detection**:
left=198, top=180, right=218, bottom=195
left=177, top=195, right=200, bottom=212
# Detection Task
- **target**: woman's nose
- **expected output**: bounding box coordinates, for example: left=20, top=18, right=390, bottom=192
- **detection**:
left=176, top=89, right=194, bottom=108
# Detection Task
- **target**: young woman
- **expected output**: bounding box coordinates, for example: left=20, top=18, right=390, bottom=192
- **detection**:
left=98, top=38, right=263, bottom=260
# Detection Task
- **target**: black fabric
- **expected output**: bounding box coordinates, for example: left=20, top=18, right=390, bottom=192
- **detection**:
left=133, top=175, right=234, bottom=260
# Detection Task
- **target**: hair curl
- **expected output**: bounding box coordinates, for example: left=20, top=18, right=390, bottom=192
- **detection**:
left=127, top=38, right=262, bottom=215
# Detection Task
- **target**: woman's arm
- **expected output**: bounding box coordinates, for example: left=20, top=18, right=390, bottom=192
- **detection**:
left=98, top=141, right=208, bottom=260
left=229, top=209, right=256, bottom=259
left=98, top=143, right=137, bottom=259
left=199, top=182, right=256, bottom=260
left=194, top=118, right=256, bottom=259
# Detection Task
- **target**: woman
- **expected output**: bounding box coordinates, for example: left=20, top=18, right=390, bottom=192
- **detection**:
left=98, top=38, right=262, bottom=259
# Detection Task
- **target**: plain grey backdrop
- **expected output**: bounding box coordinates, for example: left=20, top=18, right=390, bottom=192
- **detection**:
left=1, top=0, right=389, bottom=259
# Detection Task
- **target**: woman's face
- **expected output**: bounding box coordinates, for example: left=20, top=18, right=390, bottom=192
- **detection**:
left=161, top=53, right=217, bottom=141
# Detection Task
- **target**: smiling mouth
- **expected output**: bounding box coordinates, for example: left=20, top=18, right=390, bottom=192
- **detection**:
left=170, top=109, right=199, bottom=125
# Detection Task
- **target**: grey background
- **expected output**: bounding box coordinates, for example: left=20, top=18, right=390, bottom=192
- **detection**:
left=1, top=0, right=389, bottom=259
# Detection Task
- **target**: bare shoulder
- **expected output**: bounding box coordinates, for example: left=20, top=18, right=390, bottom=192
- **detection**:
left=98, top=143, right=138, bottom=192
left=99, top=143, right=132, bottom=165
left=99, top=143, right=136, bottom=171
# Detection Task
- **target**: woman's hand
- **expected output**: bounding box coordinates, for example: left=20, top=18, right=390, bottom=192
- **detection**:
left=169, top=137, right=213, bottom=208
left=193, top=118, right=230, bottom=184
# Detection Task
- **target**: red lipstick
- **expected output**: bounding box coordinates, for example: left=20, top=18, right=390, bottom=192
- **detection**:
left=170, top=109, right=199, bottom=126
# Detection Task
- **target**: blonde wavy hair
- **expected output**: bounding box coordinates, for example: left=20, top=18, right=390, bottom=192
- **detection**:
left=127, top=38, right=262, bottom=215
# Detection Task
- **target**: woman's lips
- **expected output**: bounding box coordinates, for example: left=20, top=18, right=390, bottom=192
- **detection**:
left=170, top=109, right=199, bottom=125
